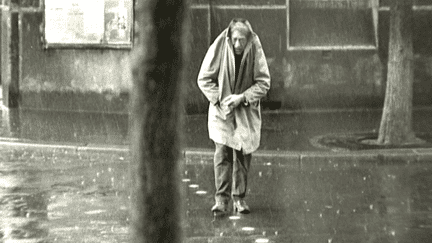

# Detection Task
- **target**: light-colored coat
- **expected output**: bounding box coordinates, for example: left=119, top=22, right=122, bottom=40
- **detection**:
left=197, top=20, right=271, bottom=154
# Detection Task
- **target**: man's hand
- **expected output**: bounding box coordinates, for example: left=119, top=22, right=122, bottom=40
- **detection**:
left=221, top=94, right=245, bottom=109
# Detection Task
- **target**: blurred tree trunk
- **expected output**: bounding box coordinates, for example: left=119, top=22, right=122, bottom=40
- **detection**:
left=130, top=0, right=187, bottom=242
left=377, top=0, right=416, bottom=145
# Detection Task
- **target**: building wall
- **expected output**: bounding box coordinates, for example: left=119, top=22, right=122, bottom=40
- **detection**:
left=20, top=12, right=132, bottom=112
left=2, top=0, right=132, bottom=112
left=4, top=0, right=432, bottom=113
left=186, top=1, right=432, bottom=113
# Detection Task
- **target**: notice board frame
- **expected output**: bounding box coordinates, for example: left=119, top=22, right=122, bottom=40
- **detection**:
left=43, top=0, right=134, bottom=49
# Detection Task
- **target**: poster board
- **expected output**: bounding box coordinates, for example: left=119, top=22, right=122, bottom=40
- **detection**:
left=44, top=0, right=133, bottom=48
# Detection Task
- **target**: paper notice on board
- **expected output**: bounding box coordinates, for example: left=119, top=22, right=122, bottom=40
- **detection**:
left=83, top=0, right=104, bottom=35
left=45, top=0, right=104, bottom=44
left=44, top=0, right=68, bottom=43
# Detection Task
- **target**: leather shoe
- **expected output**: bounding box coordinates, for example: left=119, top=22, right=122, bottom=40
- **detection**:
left=211, top=201, right=228, bottom=214
left=233, top=199, right=250, bottom=214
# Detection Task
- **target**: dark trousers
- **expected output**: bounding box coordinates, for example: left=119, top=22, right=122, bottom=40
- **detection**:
left=214, top=143, right=252, bottom=203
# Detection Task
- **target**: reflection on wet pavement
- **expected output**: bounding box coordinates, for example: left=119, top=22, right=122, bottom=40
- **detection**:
left=0, top=162, right=48, bottom=241
left=0, top=146, right=431, bottom=242
left=0, top=147, right=130, bottom=242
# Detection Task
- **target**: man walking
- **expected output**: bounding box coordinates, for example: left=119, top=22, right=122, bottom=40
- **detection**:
left=197, top=18, right=271, bottom=215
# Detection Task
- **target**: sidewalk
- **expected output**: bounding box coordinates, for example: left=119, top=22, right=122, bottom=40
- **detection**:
left=1, top=107, right=432, bottom=163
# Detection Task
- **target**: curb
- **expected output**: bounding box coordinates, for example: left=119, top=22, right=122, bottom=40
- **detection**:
left=182, top=148, right=432, bottom=166
left=1, top=138, right=432, bottom=166
left=0, top=138, right=129, bottom=153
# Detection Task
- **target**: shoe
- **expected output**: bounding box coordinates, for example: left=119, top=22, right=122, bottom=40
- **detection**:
left=211, top=201, right=228, bottom=214
left=233, top=199, right=250, bottom=214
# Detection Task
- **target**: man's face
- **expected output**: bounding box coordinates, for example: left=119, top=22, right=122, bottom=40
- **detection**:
left=231, top=30, right=247, bottom=55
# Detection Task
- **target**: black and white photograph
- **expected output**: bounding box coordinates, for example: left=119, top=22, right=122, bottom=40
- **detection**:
left=0, top=0, right=431, bottom=242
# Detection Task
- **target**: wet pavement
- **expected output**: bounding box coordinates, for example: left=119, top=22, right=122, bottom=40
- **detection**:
left=1, top=144, right=432, bottom=243
left=0, top=146, right=130, bottom=242
left=2, top=107, right=432, bottom=151
left=0, top=107, right=432, bottom=242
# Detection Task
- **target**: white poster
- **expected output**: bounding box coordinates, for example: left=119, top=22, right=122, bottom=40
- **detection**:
left=45, top=0, right=105, bottom=44
left=84, top=0, right=105, bottom=36
left=45, top=0, right=132, bottom=46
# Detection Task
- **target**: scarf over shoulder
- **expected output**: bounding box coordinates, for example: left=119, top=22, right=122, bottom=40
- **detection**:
left=197, top=19, right=271, bottom=154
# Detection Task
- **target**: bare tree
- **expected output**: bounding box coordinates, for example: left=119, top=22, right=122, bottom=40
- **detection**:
left=130, top=0, right=187, bottom=242
left=377, top=0, right=418, bottom=145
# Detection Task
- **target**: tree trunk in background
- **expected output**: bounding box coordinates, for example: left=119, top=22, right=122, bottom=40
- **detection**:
left=130, top=0, right=187, bottom=242
left=377, top=0, right=416, bottom=145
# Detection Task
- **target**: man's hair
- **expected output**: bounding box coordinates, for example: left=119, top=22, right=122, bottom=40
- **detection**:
left=229, top=18, right=251, bottom=38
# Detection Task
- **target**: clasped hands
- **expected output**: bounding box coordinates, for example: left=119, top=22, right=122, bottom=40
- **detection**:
left=220, top=94, right=245, bottom=110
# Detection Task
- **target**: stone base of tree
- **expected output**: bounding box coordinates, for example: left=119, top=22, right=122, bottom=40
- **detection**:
left=311, top=132, right=431, bottom=151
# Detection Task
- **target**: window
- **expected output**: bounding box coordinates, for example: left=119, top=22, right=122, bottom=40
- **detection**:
left=44, top=0, right=133, bottom=49
left=380, top=0, right=432, bottom=9
left=287, top=0, right=378, bottom=50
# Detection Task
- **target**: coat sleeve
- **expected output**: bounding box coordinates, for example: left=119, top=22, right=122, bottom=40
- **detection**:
left=197, top=34, right=224, bottom=105
left=243, top=36, right=271, bottom=104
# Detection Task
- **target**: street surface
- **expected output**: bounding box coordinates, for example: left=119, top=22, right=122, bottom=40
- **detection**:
left=0, top=144, right=431, bottom=242
left=0, top=108, right=432, bottom=242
